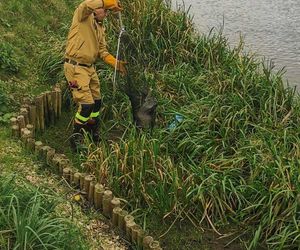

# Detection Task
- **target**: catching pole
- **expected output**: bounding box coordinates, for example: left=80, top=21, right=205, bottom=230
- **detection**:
left=113, top=12, right=126, bottom=97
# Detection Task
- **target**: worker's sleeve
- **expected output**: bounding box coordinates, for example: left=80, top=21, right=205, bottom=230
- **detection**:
left=77, top=0, right=104, bottom=22
left=99, top=29, right=110, bottom=59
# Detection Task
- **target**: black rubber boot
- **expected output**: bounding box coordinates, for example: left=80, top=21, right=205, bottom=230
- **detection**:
left=87, top=118, right=100, bottom=143
left=70, top=122, right=88, bottom=153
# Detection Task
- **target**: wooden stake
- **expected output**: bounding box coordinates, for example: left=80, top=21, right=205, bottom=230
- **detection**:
left=112, top=207, right=122, bottom=227
left=111, top=197, right=121, bottom=208
left=26, top=138, right=35, bottom=152
left=51, top=154, right=65, bottom=173
left=41, top=145, right=51, bottom=161
left=79, top=173, right=86, bottom=190
left=137, top=227, right=145, bottom=248
left=94, top=183, right=104, bottom=210
left=43, top=91, right=50, bottom=125
left=118, top=210, right=128, bottom=232
left=12, top=125, right=20, bottom=138
left=102, top=190, right=113, bottom=218
left=21, top=128, right=27, bottom=138
left=83, top=175, right=93, bottom=198
left=51, top=90, right=58, bottom=120
left=63, top=167, right=71, bottom=183
left=88, top=181, right=95, bottom=204
left=143, top=236, right=154, bottom=250
left=110, top=197, right=121, bottom=217
left=22, top=97, right=31, bottom=106
left=29, top=105, right=37, bottom=130
left=68, top=168, right=74, bottom=183
left=21, top=129, right=32, bottom=144
left=35, top=95, right=45, bottom=132
left=124, top=215, right=134, bottom=224
left=22, top=103, right=30, bottom=111
left=56, top=87, right=62, bottom=118
left=149, top=241, right=161, bottom=250
left=46, top=91, right=55, bottom=125
left=42, top=92, right=49, bottom=126
left=126, top=220, right=136, bottom=241
left=58, top=158, right=69, bottom=175
left=46, top=147, right=55, bottom=166
left=34, top=96, right=41, bottom=131
left=26, top=124, right=34, bottom=138
left=17, top=115, right=26, bottom=130
left=20, top=108, right=29, bottom=126
left=131, top=224, right=142, bottom=244
left=10, top=117, right=17, bottom=126
left=34, top=141, right=43, bottom=156
left=72, top=172, right=81, bottom=188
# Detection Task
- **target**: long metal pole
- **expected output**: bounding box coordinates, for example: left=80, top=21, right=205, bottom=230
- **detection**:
left=113, top=12, right=125, bottom=97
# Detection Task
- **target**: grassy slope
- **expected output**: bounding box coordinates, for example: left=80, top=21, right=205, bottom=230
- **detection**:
left=0, top=0, right=79, bottom=98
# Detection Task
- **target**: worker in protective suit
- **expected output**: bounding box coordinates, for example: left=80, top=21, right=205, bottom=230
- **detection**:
left=64, top=0, right=126, bottom=152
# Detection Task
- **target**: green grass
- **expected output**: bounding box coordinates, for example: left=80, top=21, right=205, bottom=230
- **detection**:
left=0, top=0, right=78, bottom=104
left=0, top=176, right=88, bottom=249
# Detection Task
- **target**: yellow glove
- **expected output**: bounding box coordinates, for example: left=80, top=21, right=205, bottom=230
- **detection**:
left=103, top=0, right=122, bottom=12
left=103, top=54, right=127, bottom=76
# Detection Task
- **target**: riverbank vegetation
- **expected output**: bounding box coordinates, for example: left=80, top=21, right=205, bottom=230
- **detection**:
left=1, top=0, right=299, bottom=249
left=0, top=175, right=88, bottom=249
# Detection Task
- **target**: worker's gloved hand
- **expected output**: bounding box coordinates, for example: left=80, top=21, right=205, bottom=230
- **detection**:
left=103, top=0, right=122, bottom=12
left=104, top=54, right=127, bottom=76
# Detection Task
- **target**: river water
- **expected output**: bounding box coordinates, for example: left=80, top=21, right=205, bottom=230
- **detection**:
left=174, top=0, right=300, bottom=87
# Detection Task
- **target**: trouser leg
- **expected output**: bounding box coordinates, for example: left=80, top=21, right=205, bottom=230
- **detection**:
left=70, top=103, right=94, bottom=152
left=89, top=68, right=101, bottom=143
left=87, top=99, right=101, bottom=143
left=75, top=103, right=95, bottom=125
left=64, top=63, right=96, bottom=151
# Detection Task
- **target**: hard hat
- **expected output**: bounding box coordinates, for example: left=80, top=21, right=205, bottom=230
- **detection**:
left=103, top=0, right=122, bottom=12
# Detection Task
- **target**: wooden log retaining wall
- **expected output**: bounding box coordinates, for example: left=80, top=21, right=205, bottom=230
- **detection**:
left=10, top=86, right=162, bottom=250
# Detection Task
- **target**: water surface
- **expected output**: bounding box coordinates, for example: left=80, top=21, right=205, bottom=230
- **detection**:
left=174, top=0, right=300, bottom=87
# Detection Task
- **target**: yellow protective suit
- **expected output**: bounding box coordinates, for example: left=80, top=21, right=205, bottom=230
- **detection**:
left=64, top=0, right=125, bottom=105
